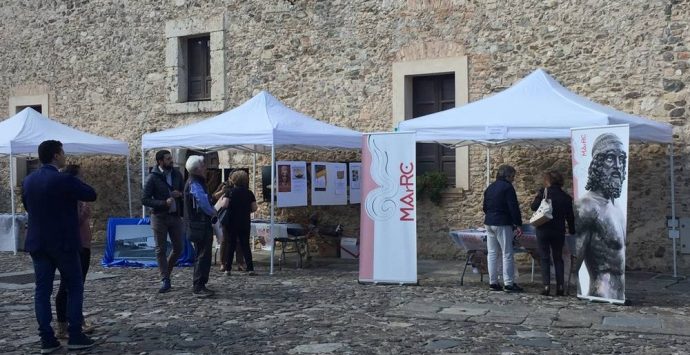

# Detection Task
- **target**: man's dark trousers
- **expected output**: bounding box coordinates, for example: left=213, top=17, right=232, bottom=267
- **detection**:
left=192, top=227, right=213, bottom=291
left=151, top=213, right=183, bottom=280
left=31, top=248, right=84, bottom=341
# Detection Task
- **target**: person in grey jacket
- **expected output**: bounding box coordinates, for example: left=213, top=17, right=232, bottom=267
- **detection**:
left=141, top=150, right=184, bottom=293
left=483, top=165, right=523, bottom=293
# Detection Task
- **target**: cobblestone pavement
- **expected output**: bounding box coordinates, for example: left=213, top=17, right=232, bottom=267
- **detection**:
left=1, top=245, right=690, bottom=354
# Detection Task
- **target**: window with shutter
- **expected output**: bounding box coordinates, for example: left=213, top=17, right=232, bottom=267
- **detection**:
left=15, top=104, right=42, bottom=113
left=411, top=74, right=456, bottom=186
left=187, top=35, right=211, bottom=101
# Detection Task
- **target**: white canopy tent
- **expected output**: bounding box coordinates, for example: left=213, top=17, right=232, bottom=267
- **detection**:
left=142, top=91, right=362, bottom=274
left=0, top=107, right=132, bottom=252
left=398, top=68, right=678, bottom=275
left=399, top=69, right=672, bottom=145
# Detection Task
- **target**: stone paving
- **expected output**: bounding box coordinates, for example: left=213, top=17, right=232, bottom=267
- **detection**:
left=1, top=246, right=690, bottom=354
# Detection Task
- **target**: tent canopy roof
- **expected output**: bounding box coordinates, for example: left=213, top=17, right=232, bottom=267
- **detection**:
left=398, top=69, right=673, bottom=145
left=142, top=91, right=362, bottom=152
left=0, top=108, right=129, bottom=156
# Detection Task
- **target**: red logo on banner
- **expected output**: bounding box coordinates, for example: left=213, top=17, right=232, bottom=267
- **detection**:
left=580, top=135, right=587, bottom=157
left=399, top=162, right=415, bottom=221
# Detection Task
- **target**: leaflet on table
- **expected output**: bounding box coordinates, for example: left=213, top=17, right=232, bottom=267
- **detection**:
left=276, top=161, right=308, bottom=207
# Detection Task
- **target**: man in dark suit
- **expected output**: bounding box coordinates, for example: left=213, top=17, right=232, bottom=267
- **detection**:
left=22, top=140, right=97, bottom=353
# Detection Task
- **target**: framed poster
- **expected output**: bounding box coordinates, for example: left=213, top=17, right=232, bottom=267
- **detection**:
left=571, top=125, right=629, bottom=304
left=276, top=161, right=308, bottom=207
left=101, top=218, right=194, bottom=267
left=349, top=162, right=362, bottom=204
left=311, top=162, right=348, bottom=205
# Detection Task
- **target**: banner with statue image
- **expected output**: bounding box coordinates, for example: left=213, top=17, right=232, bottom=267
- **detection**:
left=571, top=125, right=629, bottom=304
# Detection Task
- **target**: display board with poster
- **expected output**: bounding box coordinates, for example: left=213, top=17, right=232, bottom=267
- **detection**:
left=276, top=161, right=308, bottom=207
left=571, top=124, right=629, bottom=304
left=349, top=162, right=362, bottom=204
left=101, top=218, right=194, bottom=267
left=311, top=162, right=348, bottom=206
left=359, top=132, right=417, bottom=284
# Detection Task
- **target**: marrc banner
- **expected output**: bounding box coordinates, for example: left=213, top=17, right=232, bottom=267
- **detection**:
left=571, top=124, right=629, bottom=304
left=359, top=132, right=417, bottom=284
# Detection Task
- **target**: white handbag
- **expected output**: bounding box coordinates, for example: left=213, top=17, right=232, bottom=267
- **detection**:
left=529, top=188, right=553, bottom=227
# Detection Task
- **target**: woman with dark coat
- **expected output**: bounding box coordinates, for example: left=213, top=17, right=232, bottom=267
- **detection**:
left=530, top=170, right=576, bottom=296
left=225, top=170, right=258, bottom=275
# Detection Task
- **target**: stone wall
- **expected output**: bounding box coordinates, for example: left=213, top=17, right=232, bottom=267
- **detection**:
left=0, top=0, right=688, bottom=272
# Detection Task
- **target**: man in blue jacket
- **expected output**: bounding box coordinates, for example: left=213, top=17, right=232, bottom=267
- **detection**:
left=22, top=140, right=97, bottom=353
left=483, top=165, right=523, bottom=293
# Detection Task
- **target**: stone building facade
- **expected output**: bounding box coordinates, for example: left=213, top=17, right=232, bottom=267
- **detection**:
left=0, top=0, right=688, bottom=272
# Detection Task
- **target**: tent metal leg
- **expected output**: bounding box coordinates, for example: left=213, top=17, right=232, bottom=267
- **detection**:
left=126, top=155, right=133, bottom=218
left=270, top=145, right=276, bottom=275
left=485, top=146, right=491, bottom=187
left=460, top=251, right=472, bottom=286
left=252, top=153, right=257, bottom=195
left=141, top=147, right=146, bottom=219
left=670, top=142, right=677, bottom=278
left=9, top=154, right=16, bottom=255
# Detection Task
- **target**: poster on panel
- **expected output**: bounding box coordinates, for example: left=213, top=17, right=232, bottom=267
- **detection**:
left=349, top=162, right=362, bottom=204
left=311, top=162, right=348, bottom=205
left=276, top=161, right=308, bottom=207
left=359, top=132, right=417, bottom=284
left=101, top=218, right=194, bottom=267
left=571, top=124, right=629, bottom=304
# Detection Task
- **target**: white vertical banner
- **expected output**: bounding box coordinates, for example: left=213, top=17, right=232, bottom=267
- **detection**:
left=276, top=161, right=308, bottom=207
left=359, top=132, right=417, bottom=284
left=349, top=162, right=361, bottom=204
left=571, top=124, right=629, bottom=304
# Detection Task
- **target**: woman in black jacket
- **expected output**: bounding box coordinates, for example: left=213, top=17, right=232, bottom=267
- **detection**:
left=530, top=171, right=575, bottom=296
left=225, top=170, right=258, bottom=275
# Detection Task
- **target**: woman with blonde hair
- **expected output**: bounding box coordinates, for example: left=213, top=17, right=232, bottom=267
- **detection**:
left=225, top=170, right=258, bottom=275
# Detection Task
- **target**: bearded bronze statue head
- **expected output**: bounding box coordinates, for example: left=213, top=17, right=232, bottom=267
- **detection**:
left=584, top=133, right=627, bottom=202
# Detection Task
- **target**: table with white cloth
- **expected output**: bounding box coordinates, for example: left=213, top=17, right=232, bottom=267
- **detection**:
left=213, top=220, right=304, bottom=265
left=250, top=220, right=304, bottom=251
left=449, top=225, right=578, bottom=291
left=0, top=213, right=28, bottom=252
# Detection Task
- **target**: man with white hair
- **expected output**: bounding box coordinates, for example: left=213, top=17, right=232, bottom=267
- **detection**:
left=183, top=155, right=219, bottom=297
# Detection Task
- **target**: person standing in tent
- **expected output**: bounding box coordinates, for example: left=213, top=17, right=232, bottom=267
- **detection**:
left=184, top=155, right=226, bottom=297
left=142, top=150, right=185, bottom=294
left=23, top=140, right=97, bottom=353
left=213, top=176, right=247, bottom=274
left=55, top=165, right=95, bottom=338
left=483, top=165, right=524, bottom=293
left=224, top=170, right=258, bottom=276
